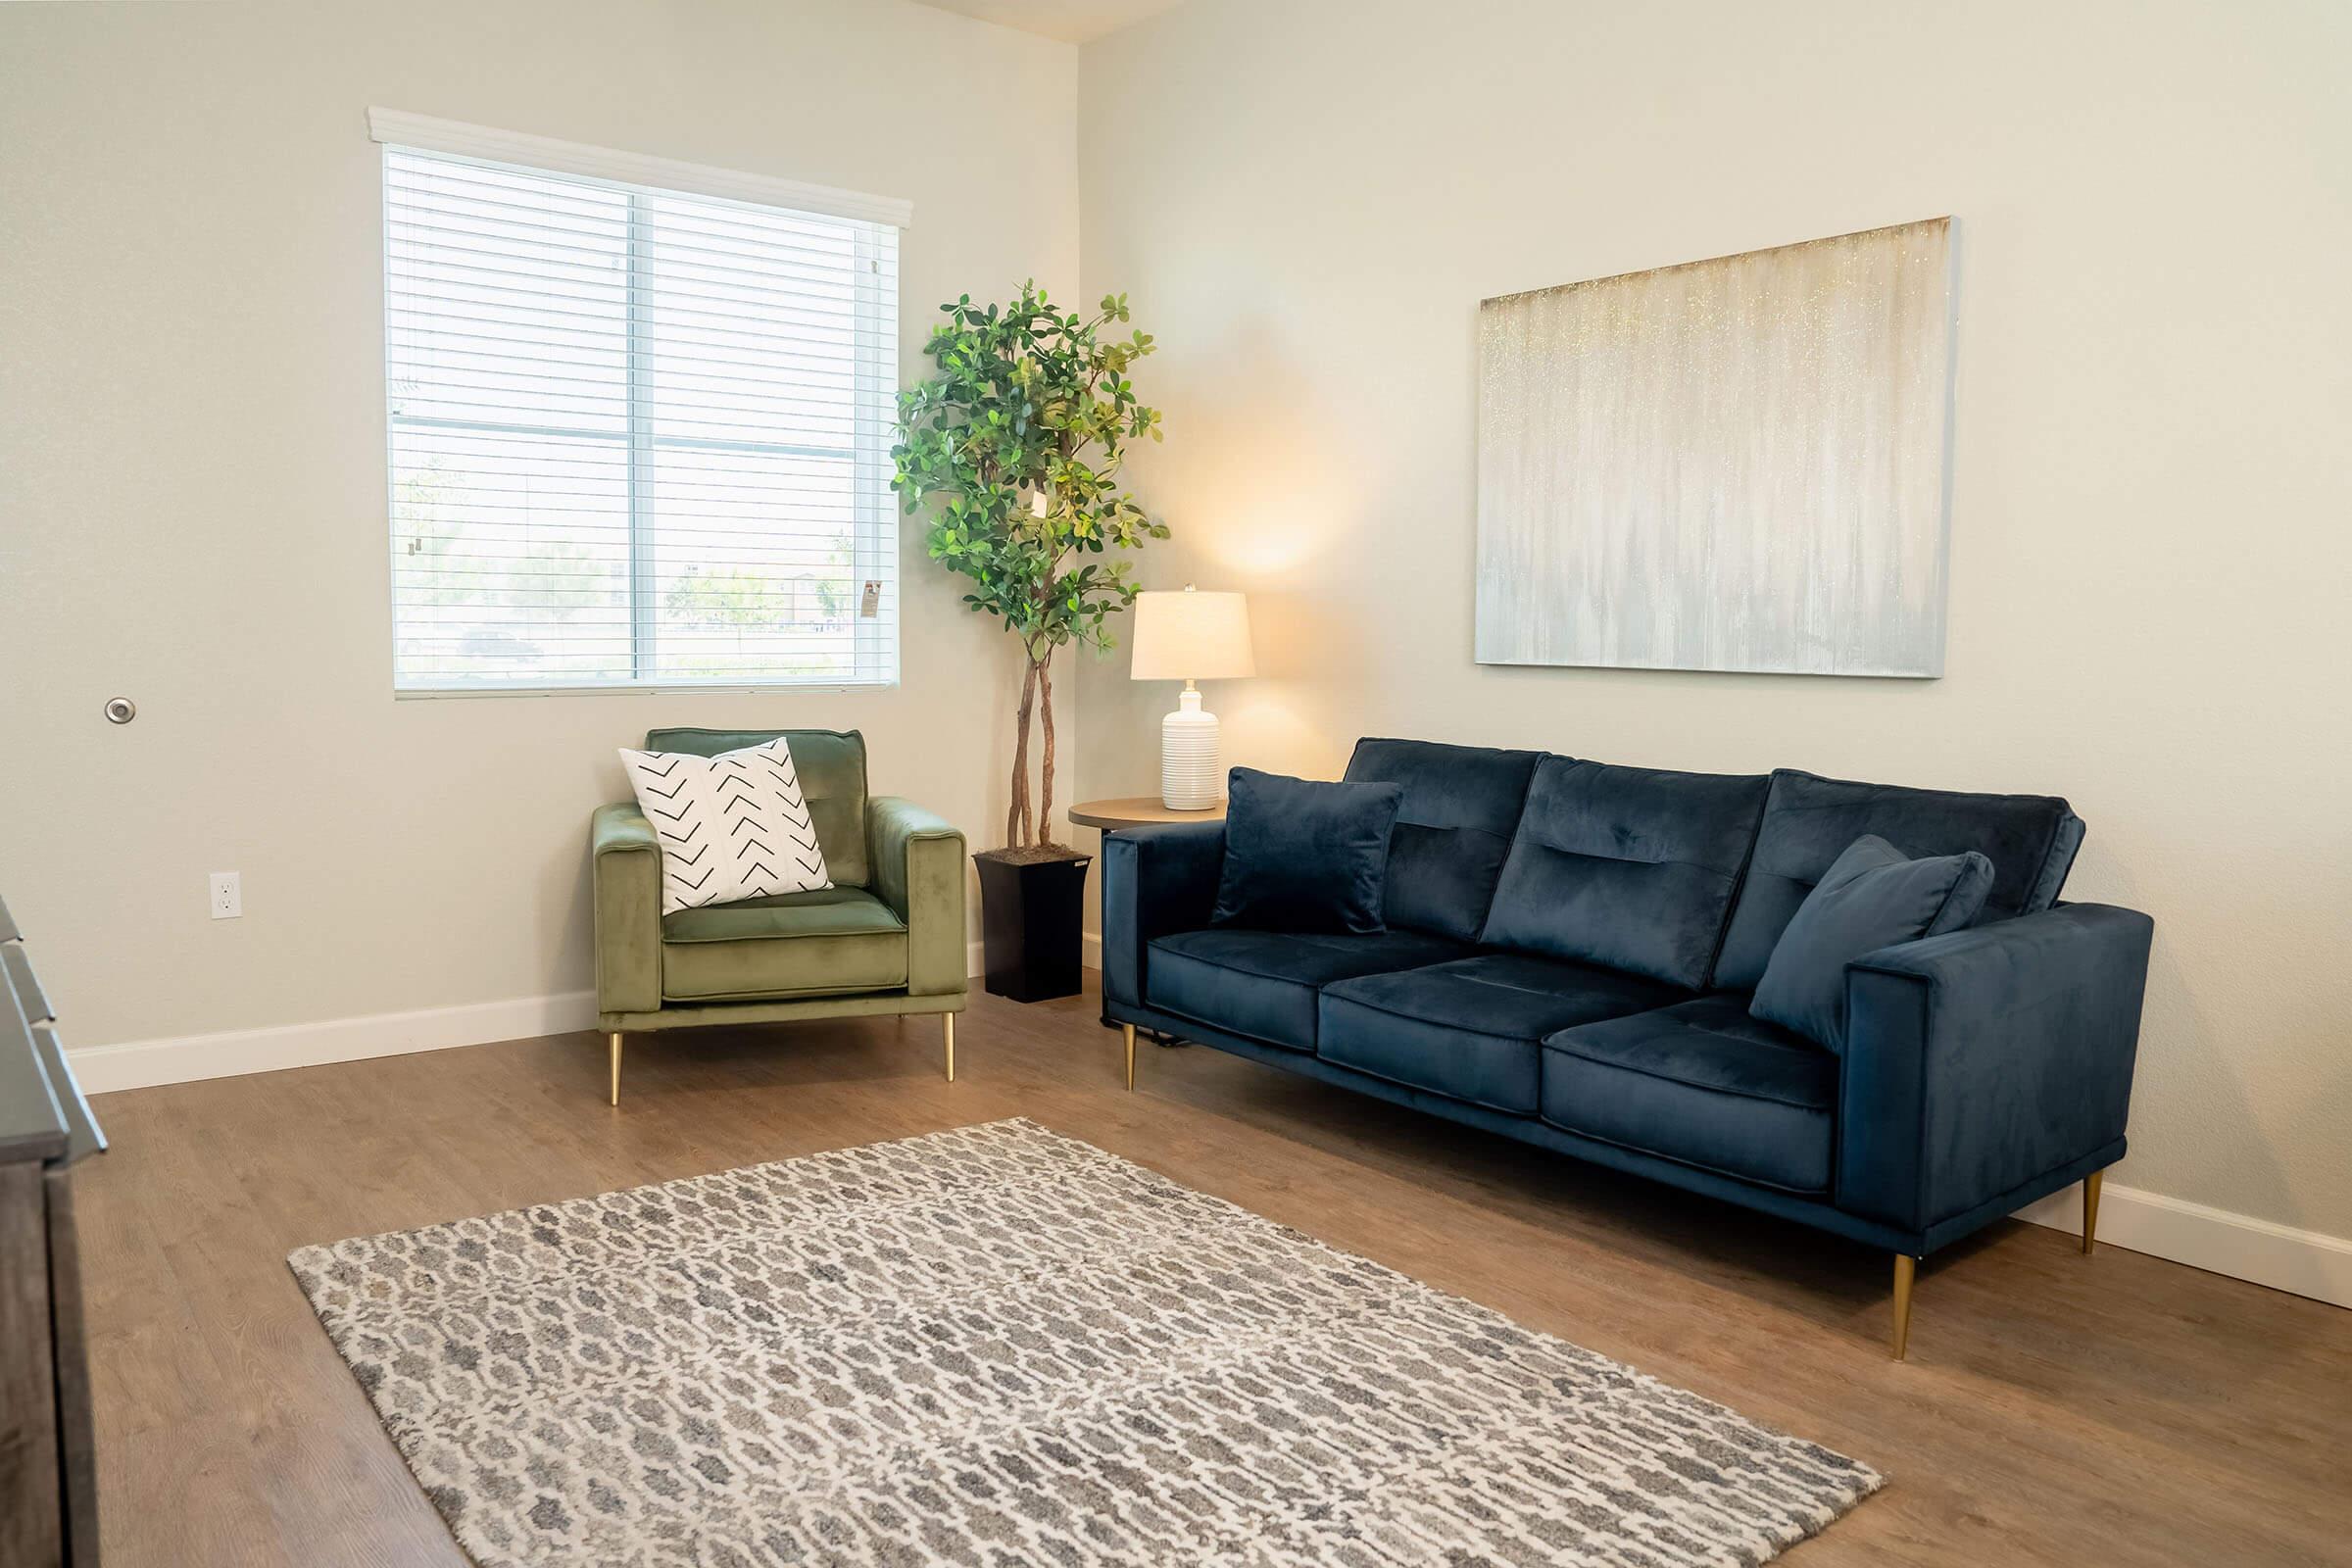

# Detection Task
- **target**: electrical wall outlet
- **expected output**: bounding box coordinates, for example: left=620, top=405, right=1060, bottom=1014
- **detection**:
left=209, top=871, right=242, bottom=920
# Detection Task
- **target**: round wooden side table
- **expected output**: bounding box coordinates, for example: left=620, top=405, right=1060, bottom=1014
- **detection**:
left=1067, top=796, right=1227, bottom=831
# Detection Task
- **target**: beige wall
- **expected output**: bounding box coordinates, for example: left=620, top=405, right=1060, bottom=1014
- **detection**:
left=0, top=0, right=1078, bottom=1046
left=1075, top=0, right=2352, bottom=1238
left=7, top=0, right=2347, bottom=1249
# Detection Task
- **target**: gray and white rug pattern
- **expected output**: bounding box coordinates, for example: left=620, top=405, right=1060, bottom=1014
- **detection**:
left=290, top=1118, right=1881, bottom=1566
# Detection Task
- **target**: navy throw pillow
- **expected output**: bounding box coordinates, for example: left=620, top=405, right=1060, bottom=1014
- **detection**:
left=1751, top=834, right=1994, bottom=1052
left=1210, top=767, right=1404, bottom=933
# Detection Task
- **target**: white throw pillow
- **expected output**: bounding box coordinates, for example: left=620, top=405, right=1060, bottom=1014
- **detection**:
left=617, top=737, right=833, bottom=914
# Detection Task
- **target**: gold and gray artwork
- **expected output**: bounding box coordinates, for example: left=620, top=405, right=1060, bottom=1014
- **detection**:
left=1475, top=218, right=1955, bottom=678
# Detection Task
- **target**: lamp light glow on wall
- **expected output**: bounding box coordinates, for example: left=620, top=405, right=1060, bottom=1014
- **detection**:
left=1129, top=586, right=1254, bottom=810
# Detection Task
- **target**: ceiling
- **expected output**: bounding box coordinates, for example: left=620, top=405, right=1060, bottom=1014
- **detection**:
left=913, top=0, right=1186, bottom=44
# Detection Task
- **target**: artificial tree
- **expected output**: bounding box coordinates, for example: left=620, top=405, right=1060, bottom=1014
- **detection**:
left=892, top=282, right=1167, bottom=857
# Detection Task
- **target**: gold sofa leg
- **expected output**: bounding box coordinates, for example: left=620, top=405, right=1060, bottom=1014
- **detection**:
left=943, top=1013, right=956, bottom=1083
left=2082, top=1170, right=2104, bottom=1255
left=608, top=1032, right=622, bottom=1106
left=1123, top=1023, right=1137, bottom=1092
left=1890, top=1254, right=1917, bottom=1360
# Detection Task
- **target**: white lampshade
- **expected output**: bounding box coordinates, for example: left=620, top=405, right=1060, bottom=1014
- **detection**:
left=1130, top=588, right=1254, bottom=682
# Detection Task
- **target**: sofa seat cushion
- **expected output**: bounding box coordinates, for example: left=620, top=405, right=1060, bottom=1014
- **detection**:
left=661, top=887, right=907, bottom=1002
left=1147, top=927, right=1467, bottom=1052
left=1319, top=954, right=1690, bottom=1114
left=1540, top=996, right=1838, bottom=1193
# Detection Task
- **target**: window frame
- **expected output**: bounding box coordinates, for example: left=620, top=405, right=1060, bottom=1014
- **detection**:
left=370, top=111, right=909, bottom=698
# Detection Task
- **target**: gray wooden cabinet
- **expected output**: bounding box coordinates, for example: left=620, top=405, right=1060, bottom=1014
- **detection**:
left=1, top=895, right=103, bottom=1568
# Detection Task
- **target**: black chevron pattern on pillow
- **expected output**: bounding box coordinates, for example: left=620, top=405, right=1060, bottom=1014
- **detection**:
left=617, top=737, right=833, bottom=914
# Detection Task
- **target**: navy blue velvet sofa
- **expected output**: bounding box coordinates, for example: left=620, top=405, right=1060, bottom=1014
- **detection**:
left=1101, top=738, right=2154, bottom=1357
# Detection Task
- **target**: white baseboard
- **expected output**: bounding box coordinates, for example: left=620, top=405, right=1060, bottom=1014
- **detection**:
left=67, top=977, right=2345, bottom=1312
left=2014, top=1181, right=2352, bottom=1309
left=69, top=990, right=599, bottom=1096
left=73, top=941, right=1044, bottom=1097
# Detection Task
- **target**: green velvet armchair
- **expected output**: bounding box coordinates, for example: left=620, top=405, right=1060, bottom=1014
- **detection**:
left=590, top=727, right=967, bottom=1103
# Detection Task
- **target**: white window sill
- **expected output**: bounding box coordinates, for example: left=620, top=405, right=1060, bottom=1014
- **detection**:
left=394, top=680, right=900, bottom=701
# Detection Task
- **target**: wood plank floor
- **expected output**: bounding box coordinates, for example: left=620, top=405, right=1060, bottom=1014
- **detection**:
left=73, top=980, right=2352, bottom=1566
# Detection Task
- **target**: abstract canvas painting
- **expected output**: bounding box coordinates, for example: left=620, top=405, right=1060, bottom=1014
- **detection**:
left=1475, top=218, right=1956, bottom=677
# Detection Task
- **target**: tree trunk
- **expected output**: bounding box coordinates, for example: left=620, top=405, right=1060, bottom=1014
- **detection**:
left=1007, top=658, right=1037, bottom=848
left=1035, top=654, right=1057, bottom=849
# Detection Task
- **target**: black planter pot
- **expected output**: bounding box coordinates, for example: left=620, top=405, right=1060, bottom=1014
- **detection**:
left=973, top=850, right=1093, bottom=1003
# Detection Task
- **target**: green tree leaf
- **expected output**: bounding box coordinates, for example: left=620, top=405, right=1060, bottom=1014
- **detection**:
left=891, top=286, right=1169, bottom=846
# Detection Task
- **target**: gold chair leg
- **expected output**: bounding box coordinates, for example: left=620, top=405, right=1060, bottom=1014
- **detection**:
left=2082, top=1170, right=2103, bottom=1255
left=608, top=1032, right=622, bottom=1106
left=1123, top=1023, right=1136, bottom=1092
left=943, top=1012, right=956, bottom=1083
left=1890, top=1253, right=1916, bottom=1360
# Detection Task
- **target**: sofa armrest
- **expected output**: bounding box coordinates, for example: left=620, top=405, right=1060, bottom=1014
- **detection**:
left=1838, top=903, right=2155, bottom=1237
left=868, top=797, right=966, bottom=998
left=591, top=801, right=662, bottom=1016
left=1101, top=821, right=1227, bottom=1007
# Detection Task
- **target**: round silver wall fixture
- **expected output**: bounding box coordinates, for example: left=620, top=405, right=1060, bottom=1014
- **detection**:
left=103, top=697, right=137, bottom=725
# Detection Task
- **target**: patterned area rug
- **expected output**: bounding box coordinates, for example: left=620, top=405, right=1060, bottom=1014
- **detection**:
left=290, top=1119, right=1881, bottom=1566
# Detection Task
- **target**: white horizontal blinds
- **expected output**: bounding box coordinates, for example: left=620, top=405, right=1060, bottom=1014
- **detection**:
left=384, top=143, right=900, bottom=689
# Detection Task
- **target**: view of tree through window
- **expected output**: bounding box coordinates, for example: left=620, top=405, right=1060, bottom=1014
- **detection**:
left=383, top=146, right=898, bottom=689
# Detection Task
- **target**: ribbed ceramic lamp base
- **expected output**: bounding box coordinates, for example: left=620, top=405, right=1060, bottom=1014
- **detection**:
left=1160, top=689, right=1222, bottom=811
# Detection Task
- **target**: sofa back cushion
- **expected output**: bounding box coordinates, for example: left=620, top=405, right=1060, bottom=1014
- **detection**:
left=1343, top=737, right=1542, bottom=942
left=1711, top=767, right=2085, bottom=990
left=644, top=727, right=870, bottom=887
left=1481, top=758, right=1769, bottom=988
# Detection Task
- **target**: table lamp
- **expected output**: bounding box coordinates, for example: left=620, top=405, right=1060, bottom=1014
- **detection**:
left=1129, top=586, right=1254, bottom=810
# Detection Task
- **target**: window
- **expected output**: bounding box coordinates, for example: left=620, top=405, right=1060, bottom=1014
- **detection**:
left=372, top=113, right=904, bottom=691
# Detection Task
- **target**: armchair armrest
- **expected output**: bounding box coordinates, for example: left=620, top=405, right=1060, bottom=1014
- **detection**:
left=868, top=797, right=966, bottom=998
left=591, top=801, right=662, bottom=1015
left=1838, top=903, right=2155, bottom=1239
left=1101, top=821, right=1227, bottom=1007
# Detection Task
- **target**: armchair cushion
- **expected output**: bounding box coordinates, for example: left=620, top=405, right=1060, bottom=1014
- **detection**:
left=618, top=737, right=831, bottom=913
left=660, top=888, right=907, bottom=1002
left=662, top=886, right=900, bottom=944
left=645, top=728, right=871, bottom=888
